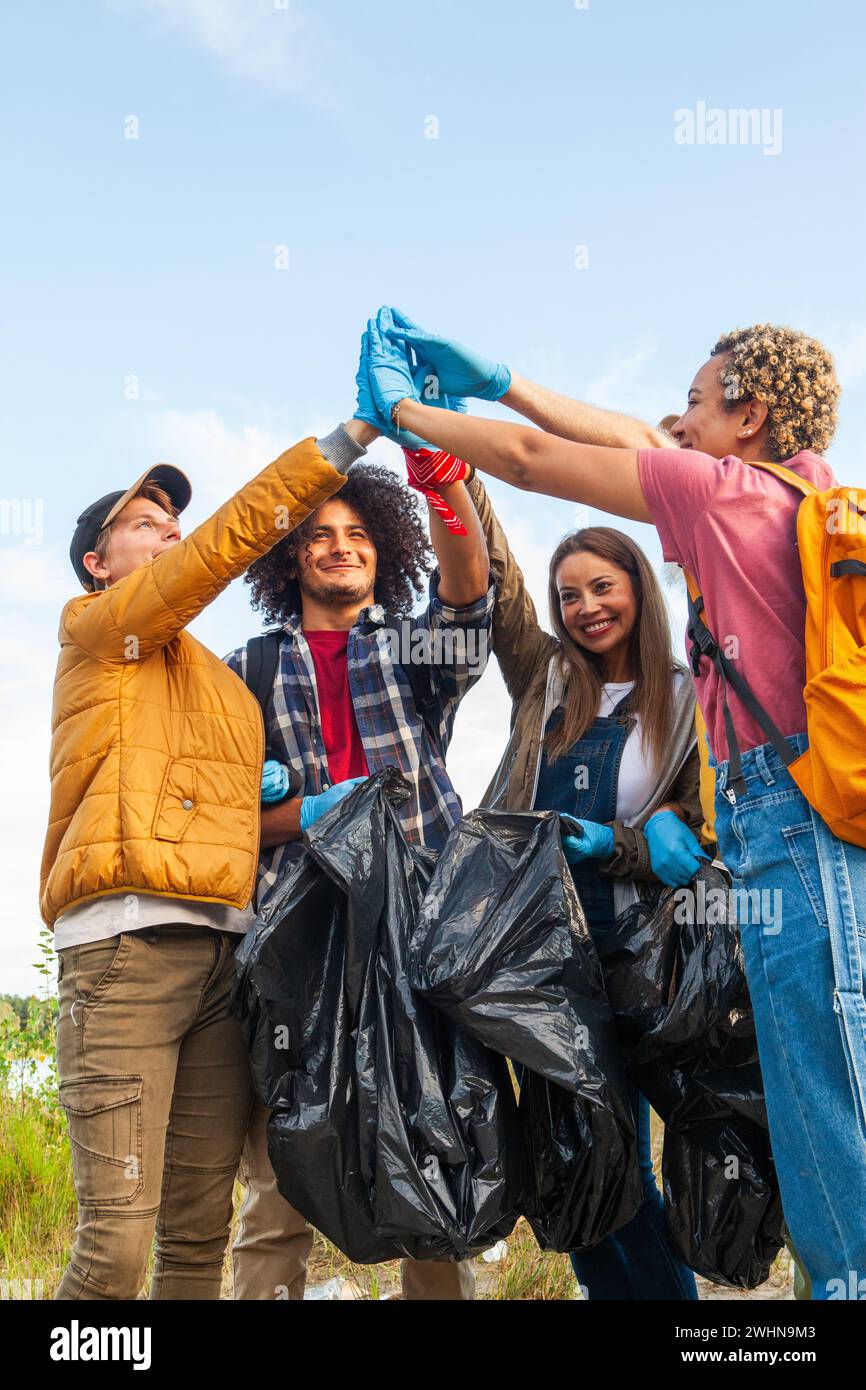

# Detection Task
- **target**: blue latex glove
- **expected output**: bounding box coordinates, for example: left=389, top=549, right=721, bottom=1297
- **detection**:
left=406, top=363, right=468, bottom=441
left=355, top=320, right=468, bottom=449
left=385, top=307, right=512, bottom=401
left=353, top=329, right=382, bottom=430
left=412, top=364, right=468, bottom=414
left=561, top=816, right=615, bottom=863
left=644, top=809, right=710, bottom=888
left=299, top=776, right=367, bottom=833
left=354, top=325, right=428, bottom=449
left=261, top=759, right=292, bottom=805
left=365, top=308, right=422, bottom=443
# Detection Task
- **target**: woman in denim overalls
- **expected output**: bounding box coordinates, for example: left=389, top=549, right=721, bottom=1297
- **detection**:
left=535, top=530, right=706, bottom=1300
left=464, top=489, right=709, bottom=1298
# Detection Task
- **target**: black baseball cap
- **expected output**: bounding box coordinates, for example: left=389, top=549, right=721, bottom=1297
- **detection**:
left=70, top=464, right=192, bottom=592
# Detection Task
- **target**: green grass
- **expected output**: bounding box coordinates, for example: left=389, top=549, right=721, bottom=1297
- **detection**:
left=0, top=1070, right=578, bottom=1301
left=0, top=1079, right=77, bottom=1297
left=1, top=1078, right=794, bottom=1301
left=0, top=1020, right=791, bottom=1302
left=490, top=1223, right=578, bottom=1300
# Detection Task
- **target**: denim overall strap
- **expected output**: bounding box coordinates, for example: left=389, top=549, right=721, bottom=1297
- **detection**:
left=534, top=696, right=633, bottom=931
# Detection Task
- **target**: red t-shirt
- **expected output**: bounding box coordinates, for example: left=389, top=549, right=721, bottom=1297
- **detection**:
left=304, top=630, right=369, bottom=785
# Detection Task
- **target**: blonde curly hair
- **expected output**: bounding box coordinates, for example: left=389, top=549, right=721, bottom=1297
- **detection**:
left=711, top=324, right=839, bottom=460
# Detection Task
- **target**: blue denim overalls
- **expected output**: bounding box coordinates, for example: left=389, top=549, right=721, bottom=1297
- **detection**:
left=533, top=695, right=698, bottom=1301
left=534, top=693, right=633, bottom=934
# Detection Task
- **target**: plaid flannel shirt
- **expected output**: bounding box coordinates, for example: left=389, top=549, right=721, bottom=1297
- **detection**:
left=224, top=569, right=494, bottom=906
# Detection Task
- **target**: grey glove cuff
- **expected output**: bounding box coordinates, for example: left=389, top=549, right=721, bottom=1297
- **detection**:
left=316, top=424, right=367, bottom=475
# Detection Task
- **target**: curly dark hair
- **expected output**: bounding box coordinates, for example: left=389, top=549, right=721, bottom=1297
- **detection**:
left=244, top=463, right=434, bottom=623
left=711, top=324, right=840, bottom=460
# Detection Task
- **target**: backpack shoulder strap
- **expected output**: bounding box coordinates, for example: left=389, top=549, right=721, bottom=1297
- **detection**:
left=245, top=629, right=284, bottom=753
left=747, top=460, right=818, bottom=498
left=244, top=628, right=303, bottom=800
left=682, top=567, right=701, bottom=606
left=680, top=568, right=795, bottom=797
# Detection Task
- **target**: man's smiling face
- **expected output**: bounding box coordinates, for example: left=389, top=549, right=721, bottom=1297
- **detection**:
left=293, top=498, right=378, bottom=608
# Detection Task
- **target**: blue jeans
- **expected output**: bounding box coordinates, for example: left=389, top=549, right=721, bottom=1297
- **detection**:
left=567, top=1084, right=698, bottom=1300
left=711, top=733, right=866, bottom=1300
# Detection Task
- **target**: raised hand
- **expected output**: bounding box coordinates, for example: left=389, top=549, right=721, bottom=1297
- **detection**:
left=353, top=329, right=382, bottom=432
left=355, top=307, right=470, bottom=440
left=385, top=307, right=511, bottom=401
left=403, top=446, right=470, bottom=535
left=365, top=308, right=420, bottom=435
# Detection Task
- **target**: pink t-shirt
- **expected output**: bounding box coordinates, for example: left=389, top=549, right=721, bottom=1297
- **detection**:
left=637, top=448, right=836, bottom=763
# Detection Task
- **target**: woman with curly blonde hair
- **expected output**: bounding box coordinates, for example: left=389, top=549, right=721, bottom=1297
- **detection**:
left=361, top=307, right=865, bottom=1301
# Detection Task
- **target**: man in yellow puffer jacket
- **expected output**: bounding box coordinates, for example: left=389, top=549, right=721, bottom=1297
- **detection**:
left=43, top=419, right=374, bottom=1299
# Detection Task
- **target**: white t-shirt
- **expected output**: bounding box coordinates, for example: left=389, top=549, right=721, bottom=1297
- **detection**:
left=53, top=892, right=255, bottom=950
left=597, top=672, right=686, bottom=824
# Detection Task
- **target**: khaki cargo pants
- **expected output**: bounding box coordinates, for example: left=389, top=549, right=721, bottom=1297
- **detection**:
left=233, top=1099, right=476, bottom=1300
left=55, top=927, right=254, bottom=1300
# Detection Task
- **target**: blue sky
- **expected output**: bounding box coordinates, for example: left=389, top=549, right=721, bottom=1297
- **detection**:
left=2, top=0, right=865, bottom=991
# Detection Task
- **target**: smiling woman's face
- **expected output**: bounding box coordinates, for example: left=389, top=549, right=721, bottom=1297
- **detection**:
left=555, top=549, right=637, bottom=659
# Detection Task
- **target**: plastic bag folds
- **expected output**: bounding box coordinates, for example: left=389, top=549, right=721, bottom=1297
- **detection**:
left=232, top=769, right=524, bottom=1264
left=409, top=808, right=641, bottom=1252
left=597, top=863, right=785, bottom=1287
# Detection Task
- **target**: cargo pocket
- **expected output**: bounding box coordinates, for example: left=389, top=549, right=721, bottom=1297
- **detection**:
left=59, top=1075, right=144, bottom=1206
left=152, top=758, right=199, bottom=842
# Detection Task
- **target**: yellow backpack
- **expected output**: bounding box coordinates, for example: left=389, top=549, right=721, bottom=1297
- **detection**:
left=691, top=700, right=717, bottom=846
left=683, top=462, right=866, bottom=849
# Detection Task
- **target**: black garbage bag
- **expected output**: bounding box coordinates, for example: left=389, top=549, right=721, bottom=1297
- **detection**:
left=232, top=768, right=524, bottom=1264
left=409, top=808, right=641, bottom=1252
left=517, top=1068, right=641, bottom=1254
left=597, top=862, right=785, bottom=1288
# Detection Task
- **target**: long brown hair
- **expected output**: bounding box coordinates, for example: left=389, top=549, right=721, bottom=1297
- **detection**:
left=545, top=527, right=675, bottom=769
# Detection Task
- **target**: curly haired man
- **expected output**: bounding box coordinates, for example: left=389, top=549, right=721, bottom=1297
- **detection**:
left=224, top=426, right=492, bottom=1301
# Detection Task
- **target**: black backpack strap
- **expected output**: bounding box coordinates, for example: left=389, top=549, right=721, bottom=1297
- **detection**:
left=245, top=630, right=283, bottom=742
left=245, top=629, right=301, bottom=799
left=686, top=588, right=794, bottom=798
left=831, top=560, right=866, bottom=578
